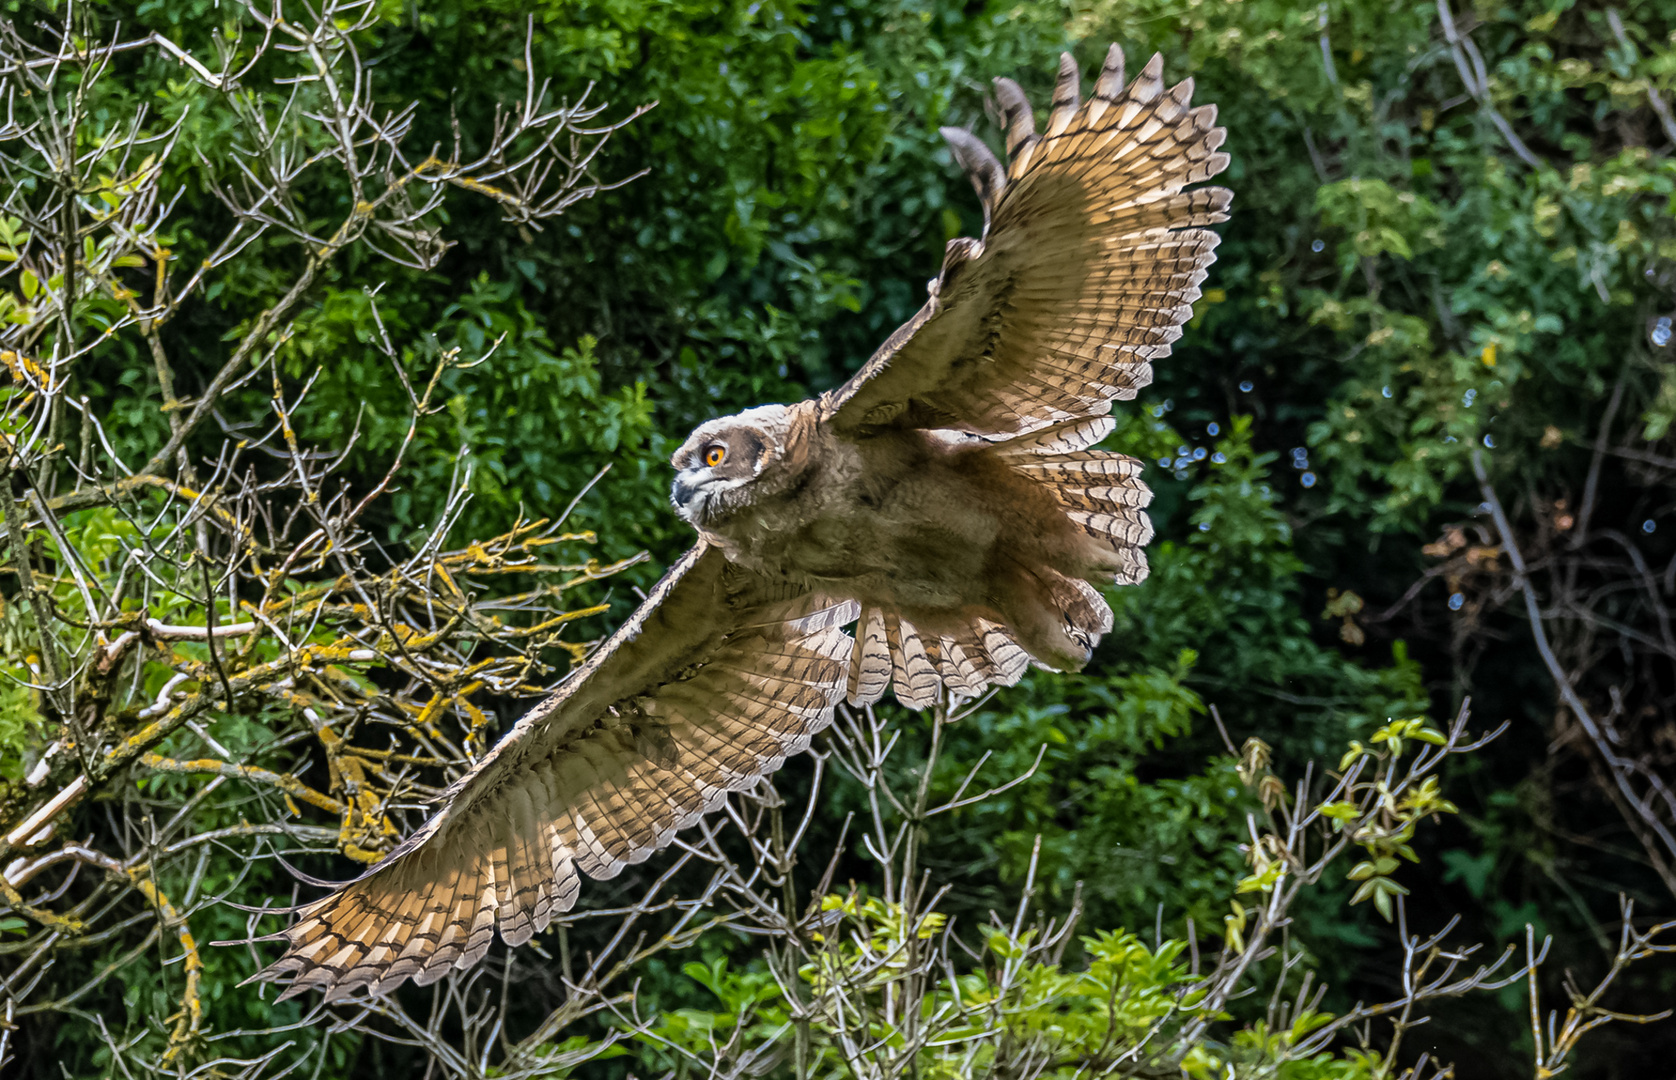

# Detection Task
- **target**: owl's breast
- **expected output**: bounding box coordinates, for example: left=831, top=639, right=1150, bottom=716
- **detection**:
left=762, top=431, right=1013, bottom=609
left=701, top=427, right=1052, bottom=620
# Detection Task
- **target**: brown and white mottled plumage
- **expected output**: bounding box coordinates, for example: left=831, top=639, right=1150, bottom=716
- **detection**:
left=254, top=44, right=1229, bottom=1003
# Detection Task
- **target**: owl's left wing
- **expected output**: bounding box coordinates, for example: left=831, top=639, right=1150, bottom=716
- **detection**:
left=252, top=542, right=856, bottom=1003
left=822, top=46, right=1229, bottom=439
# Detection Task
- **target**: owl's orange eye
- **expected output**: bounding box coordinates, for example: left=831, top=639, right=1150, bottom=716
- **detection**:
left=703, top=444, right=727, bottom=468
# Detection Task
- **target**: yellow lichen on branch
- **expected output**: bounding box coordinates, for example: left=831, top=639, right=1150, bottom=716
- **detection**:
left=0, top=13, right=654, bottom=1072
left=127, top=871, right=202, bottom=1063
left=139, top=754, right=345, bottom=815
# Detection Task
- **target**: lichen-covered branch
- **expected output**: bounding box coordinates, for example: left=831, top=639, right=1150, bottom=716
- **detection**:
left=0, top=3, right=650, bottom=1072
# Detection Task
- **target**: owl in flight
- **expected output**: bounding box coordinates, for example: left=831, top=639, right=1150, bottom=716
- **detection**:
left=257, top=44, right=1229, bottom=1001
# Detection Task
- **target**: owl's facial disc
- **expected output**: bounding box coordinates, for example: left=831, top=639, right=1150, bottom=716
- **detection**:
left=670, top=418, right=771, bottom=527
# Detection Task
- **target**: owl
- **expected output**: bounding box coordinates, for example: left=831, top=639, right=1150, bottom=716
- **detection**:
left=256, top=44, right=1229, bottom=1002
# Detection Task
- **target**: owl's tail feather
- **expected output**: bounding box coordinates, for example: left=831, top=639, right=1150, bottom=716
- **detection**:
left=846, top=605, right=1031, bottom=710
left=996, top=415, right=1154, bottom=587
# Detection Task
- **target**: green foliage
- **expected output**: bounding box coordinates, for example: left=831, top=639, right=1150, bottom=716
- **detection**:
left=0, top=672, right=39, bottom=783
left=275, top=275, right=661, bottom=546
left=639, top=898, right=1399, bottom=1079
left=1316, top=178, right=1445, bottom=266
left=926, top=651, right=1252, bottom=934
left=1330, top=719, right=1460, bottom=921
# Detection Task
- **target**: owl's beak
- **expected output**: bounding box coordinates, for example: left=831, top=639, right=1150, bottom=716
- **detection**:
left=671, top=470, right=710, bottom=525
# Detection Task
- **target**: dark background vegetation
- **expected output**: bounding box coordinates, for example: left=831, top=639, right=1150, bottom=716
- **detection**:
left=6, top=0, right=1676, bottom=1075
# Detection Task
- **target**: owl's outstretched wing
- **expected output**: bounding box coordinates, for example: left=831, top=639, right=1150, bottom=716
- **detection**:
left=821, top=46, right=1227, bottom=711
left=821, top=46, right=1230, bottom=440
left=251, top=543, right=856, bottom=1003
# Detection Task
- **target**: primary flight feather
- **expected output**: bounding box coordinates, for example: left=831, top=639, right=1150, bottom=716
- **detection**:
left=255, top=43, right=1230, bottom=1003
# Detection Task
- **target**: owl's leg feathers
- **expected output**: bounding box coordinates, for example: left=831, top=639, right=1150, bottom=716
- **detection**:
left=946, top=415, right=1153, bottom=678
left=841, top=418, right=1150, bottom=711
left=986, top=553, right=1115, bottom=674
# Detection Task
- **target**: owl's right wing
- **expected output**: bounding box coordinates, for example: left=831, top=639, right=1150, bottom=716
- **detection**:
left=251, top=542, right=856, bottom=1003
left=818, top=46, right=1229, bottom=712
left=820, top=45, right=1229, bottom=440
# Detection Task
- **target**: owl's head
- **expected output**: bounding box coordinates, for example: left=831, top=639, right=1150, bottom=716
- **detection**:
left=670, top=404, right=803, bottom=529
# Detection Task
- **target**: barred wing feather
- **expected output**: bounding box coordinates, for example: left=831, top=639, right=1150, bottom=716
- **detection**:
left=821, top=46, right=1230, bottom=439
left=253, top=543, right=857, bottom=1002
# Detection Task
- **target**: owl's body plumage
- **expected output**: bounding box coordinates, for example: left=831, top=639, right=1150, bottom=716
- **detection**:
left=677, top=401, right=1128, bottom=677
left=254, top=44, right=1230, bottom=1004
